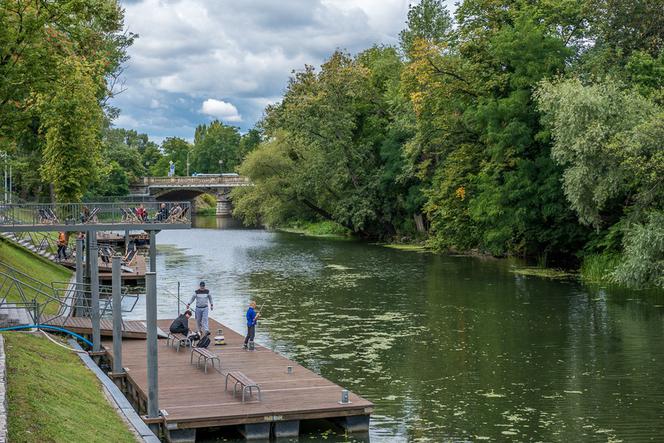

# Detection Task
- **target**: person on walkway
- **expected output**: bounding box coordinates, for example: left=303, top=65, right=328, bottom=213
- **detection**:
left=156, top=203, right=168, bottom=222
left=186, top=281, right=213, bottom=334
left=169, top=310, right=192, bottom=335
left=56, top=231, right=67, bottom=261
left=243, top=300, right=260, bottom=350
left=135, top=203, right=147, bottom=221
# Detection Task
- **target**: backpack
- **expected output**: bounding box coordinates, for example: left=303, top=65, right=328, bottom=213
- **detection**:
left=196, top=334, right=211, bottom=348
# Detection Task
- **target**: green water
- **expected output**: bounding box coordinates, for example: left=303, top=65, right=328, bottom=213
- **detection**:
left=140, top=218, right=664, bottom=442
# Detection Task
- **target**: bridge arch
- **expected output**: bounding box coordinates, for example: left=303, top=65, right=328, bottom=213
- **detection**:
left=130, top=176, right=251, bottom=216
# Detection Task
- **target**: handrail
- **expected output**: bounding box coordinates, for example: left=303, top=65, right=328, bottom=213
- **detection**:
left=0, top=201, right=191, bottom=228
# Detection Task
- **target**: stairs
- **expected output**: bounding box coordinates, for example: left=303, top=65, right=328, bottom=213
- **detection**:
left=0, top=232, right=57, bottom=262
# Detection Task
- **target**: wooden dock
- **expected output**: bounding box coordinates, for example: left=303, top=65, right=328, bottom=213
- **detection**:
left=60, top=254, right=147, bottom=286
left=45, top=318, right=149, bottom=338
left=101, top=318, right=373, bottom=441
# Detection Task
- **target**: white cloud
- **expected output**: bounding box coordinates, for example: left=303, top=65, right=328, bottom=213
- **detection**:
left=112, top=0, right=427, bottom=141
left=200, top=99, right=242, bottom=122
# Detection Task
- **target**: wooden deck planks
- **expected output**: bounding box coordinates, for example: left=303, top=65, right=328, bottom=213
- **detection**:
left=45, top=317, right=148, bottom=338
left=101, top=318, right=373, bottom=429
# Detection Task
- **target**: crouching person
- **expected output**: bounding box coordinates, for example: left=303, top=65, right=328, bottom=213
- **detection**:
left=170, top=310, right=192, bottom=335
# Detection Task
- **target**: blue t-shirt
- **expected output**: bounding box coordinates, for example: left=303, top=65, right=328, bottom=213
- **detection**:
left=246, top=307, right=257, bottom=327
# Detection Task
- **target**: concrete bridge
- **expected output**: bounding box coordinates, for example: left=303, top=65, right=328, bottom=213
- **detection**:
left=130, top=175, right=251, bottom=216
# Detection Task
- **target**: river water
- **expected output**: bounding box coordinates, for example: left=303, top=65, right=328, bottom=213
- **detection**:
left=126, top=217, right=664, bottom=442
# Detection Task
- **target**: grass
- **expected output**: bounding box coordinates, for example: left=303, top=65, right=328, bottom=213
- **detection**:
left=193, top=194, right=217, bottom=215
left=3, top=333, right=137, bottom=443
left=280, top=220, right=351, bottom=238
left=382, top=243, right=429, bottom=252
left=510, top=267, right=576, bottom=279
left=580, top=253, right=622, bottom=284
left=0, top=238, right=72, bottom=314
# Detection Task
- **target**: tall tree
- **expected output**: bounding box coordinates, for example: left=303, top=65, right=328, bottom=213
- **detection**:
left=192, top=121, right=241, bottom=173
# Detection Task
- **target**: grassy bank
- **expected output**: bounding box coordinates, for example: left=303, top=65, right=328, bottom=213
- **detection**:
left=193, top=194, right=217, bottom=215
left=0, top=238, right=72, bottom=314
left=279, top=220, right=351, bottom=238
left=580, top=253, right=622, bottom=285
left=3, top=333, right=136, bottom=443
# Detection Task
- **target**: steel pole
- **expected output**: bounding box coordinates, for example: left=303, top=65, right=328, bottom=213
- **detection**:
left=75, top=237, right=84, bottom=316
left=124, top=230, right=130, bottom=254
left=89, top=232, right=101, bottom=353
left=146, top=271, right=159, bottom=420
left=149, top=230, right=156, bottom=272
left=112, top=255, right=123, bottom=375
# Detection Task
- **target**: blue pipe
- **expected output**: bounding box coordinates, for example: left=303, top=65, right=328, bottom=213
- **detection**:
left=0, top=324, right=93, bottom=347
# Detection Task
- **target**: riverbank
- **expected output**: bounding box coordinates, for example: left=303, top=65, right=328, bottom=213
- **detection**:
left=3, top=332, right=136, bottom=443
left=278, top=220, right=352, bottom=238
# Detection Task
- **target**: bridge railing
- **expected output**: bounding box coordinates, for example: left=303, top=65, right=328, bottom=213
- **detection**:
left=140, top=176, right=251, bottom=186
left=0, top=201, right=191, bottom=229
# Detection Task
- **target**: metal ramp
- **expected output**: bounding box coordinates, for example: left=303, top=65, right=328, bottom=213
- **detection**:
left=0, top=260, right=139, bottom=328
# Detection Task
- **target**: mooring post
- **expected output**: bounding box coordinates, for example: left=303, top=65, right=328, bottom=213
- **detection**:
left=146, top=271, right=159, bottom=430
left=75, top=237, right=84, bottom=317
left=111, top=255, right=123, bottom=376
left=149, top=230, right=156, bottom=273
left=89, top=231, right=101, bottom=353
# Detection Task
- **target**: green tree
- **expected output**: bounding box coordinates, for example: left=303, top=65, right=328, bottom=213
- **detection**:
left=156, top=137, right=191, bottom=176
left=38, top=57, right=105, bottom=201
left=0, top=0, right=132, bottom=201
left=192, top=121, right=241, bottom=173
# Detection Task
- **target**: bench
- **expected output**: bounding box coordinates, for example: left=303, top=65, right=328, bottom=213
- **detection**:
left=225, top=371, right=261, bottom=402
left=191, top=347, right=220, bottom=373
left=166, top=333, right=192, bottom=352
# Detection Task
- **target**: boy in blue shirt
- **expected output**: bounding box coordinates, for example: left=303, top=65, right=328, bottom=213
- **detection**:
left=243, top=300, right=260, bottom=350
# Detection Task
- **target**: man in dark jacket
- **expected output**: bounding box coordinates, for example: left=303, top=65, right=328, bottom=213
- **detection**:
left=169, top=310, right=192, bottom=335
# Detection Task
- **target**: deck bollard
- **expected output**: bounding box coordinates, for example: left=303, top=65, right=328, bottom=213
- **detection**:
left=340, top=389, right=350, bottom=404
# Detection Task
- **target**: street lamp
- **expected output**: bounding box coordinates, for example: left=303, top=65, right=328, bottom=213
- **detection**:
left=0, top=151, right=9, bottom=204
left=186, top=151, right=190, bottom=177
left=218, top=159, right=223, bottom=174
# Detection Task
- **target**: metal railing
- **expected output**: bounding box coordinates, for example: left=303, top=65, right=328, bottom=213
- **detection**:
left=0, top=201, right=191, bottom=229
left=140, top=176, right=251, bottom=187
left=0, top=260, right=139, bottom=325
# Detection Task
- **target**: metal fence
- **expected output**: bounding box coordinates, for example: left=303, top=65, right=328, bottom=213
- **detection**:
left=0, top=201, right=191, bottom=229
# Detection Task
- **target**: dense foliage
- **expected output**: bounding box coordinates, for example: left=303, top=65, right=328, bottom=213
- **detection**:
left=0, top=0, right=132, bottom=201
left=232, top=0, right=663, bottom=288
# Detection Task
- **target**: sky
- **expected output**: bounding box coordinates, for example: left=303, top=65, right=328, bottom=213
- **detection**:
left=111, top=0, right=435, bottom=144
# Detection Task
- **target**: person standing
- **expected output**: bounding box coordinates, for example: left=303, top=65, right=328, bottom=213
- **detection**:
left=56, top=231, right=67, bottom=261
left=243, top=300, right=260, bottom=350
left=186, top=281, right=213, bottom=334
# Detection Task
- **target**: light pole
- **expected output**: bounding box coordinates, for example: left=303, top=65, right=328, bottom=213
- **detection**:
left=186, top=151, right=190, bottom=176
left=218, top=159, right=223, bottom=174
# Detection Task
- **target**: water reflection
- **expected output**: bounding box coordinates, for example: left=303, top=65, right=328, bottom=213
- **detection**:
left=126, top=217, right=664, bottom=442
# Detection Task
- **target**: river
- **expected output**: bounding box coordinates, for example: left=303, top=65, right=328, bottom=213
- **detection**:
left=126, top=216, right=664, bottom=442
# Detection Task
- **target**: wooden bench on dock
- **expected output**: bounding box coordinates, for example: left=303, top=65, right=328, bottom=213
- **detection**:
left=190, top=347, right=220, bottom=373
left=166, top=333, right=192, bottom=352
left=225, top=371, right=261, bottom=402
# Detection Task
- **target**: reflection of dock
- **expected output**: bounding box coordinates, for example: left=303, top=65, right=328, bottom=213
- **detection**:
left=102, top=318, right=373, bottom=441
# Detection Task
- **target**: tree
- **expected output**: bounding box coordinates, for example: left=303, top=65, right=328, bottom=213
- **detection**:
left=0, top=0, right=132, bottom=201
left=192, top=121, right=241, bottom=173
left=157, top=137, right=191, bottom=176
left=399, top=0, right=452, bottom=57
left=536, top=78, right=663, bottom=287
left=38, top=57, right=105, bottom=201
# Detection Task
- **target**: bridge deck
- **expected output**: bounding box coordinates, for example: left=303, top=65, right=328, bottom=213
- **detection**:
left=102, top=318, right=373, bottom=434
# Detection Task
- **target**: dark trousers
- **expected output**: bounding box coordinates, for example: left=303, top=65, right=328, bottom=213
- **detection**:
left=170, top=325, right=188, bottom=336
left=57, top=245, right=66, bottom=260
left=244, top=325, right=255, bottom=345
